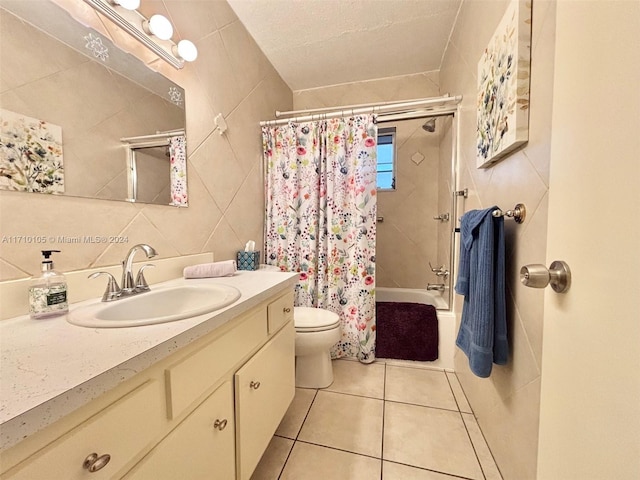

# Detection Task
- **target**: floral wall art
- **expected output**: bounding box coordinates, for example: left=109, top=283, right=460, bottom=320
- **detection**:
left=476, top=0, right=532, bottom=168
left=0, top=109, right=64, bottom=193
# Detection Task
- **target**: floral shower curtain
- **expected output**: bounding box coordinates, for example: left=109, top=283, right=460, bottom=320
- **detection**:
left=262, top=115, right=377, bottom=362
left=169, top=135, right=187, bottom=206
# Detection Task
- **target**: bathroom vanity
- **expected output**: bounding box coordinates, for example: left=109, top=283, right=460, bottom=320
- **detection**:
left=0, top=271, right=298, bottom=480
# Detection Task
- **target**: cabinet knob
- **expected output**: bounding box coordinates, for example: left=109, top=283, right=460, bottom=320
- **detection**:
left=283, top=307, right=291, bottom=313
left=249, top=380, right=261, bottom=390
left=213, top=418, right=228, bottom=431
left=83, top=453, right=111, bottom=472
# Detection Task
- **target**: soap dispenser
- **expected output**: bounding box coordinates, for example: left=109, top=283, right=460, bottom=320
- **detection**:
left=29, top=250, right=68, bottom=319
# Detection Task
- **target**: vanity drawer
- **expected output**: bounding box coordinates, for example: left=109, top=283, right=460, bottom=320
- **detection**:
left=165, top=307, right=267, bottom=420
left=267, top=291, right=294, bottom=334
left=234, top=321, right=295, bottom=480
left=4, top=380, right=164, bottom=480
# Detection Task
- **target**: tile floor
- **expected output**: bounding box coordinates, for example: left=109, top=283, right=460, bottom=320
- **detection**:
left=251, top=359, right=503, bottom=480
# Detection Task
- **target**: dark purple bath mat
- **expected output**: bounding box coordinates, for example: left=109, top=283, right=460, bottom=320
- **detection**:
left=376, top=302, right=438, bottom=361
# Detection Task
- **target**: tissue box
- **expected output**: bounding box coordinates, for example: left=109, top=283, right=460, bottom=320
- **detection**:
left=237, top=251, right=260, bottom=270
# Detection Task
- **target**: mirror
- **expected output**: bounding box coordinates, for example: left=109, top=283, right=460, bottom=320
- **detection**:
left=0, top=0, right=187, bottom=206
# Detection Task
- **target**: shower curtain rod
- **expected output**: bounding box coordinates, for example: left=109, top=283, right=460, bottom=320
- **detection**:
left=260, top=94, right=462, bottom=127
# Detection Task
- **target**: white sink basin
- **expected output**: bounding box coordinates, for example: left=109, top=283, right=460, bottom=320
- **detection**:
left=68, top=284, right=241, bottom=328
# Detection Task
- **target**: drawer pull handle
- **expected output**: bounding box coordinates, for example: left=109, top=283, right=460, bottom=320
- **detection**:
left=283, top=307, right=291, bottom=313
left=249, top=380, right=261, bottom=390
left=83, top=453, right=111, bottom=472
left=213, top=418, right=228, bottom=431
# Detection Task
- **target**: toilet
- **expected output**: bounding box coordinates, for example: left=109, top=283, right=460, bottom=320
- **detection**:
left=294, top=307, right=342, bottom=388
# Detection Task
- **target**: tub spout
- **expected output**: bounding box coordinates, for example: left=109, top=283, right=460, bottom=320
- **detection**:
left=427, top=283, right=446, bottom=292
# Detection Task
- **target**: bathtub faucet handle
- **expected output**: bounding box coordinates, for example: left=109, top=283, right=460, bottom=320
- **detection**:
left=429, top=262, right=449, bottom=278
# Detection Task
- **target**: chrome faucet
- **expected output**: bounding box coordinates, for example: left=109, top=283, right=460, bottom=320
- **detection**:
left=89, top=244, right=157, bottom=302
left=121, top=244, right=157, bottom=295
left=427, top=283, right=446, bottom=292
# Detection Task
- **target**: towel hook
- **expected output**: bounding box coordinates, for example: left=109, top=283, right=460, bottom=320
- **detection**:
left=492, top=203, right=526, bottom=224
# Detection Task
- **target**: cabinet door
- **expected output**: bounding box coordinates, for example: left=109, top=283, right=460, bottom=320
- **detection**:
left=234, top=322, right=295, bottom=480
left=123, top=381, right=235, bottom=480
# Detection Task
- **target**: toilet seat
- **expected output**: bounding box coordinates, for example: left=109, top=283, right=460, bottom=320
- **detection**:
left=294, top=307, right=341, bottom=333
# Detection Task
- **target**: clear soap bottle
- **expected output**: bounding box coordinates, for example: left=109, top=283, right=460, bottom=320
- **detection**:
left=29, top=250, right=68, bottom=319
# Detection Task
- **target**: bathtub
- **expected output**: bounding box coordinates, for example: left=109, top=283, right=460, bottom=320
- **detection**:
left=376, top=287, right=455, bottom=371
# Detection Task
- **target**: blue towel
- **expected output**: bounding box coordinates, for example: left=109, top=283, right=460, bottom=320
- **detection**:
left=455, top=207, right=508, bottom=377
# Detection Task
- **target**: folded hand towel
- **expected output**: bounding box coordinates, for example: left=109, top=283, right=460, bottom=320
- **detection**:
left=184, top=260, right=236, bottom=279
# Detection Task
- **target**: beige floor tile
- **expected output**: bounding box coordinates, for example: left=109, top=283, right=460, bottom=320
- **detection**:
left=280, top=442, right=381, bottom=480
left=298, top=390, right=384, bottom=458
left=446, top=371, right=472, bottom=413
left=462, top=413, right=503, bottom=480
left=275, top=388, right=317, bottom=439
left=250, top=436, right=293, bottom=480
left=385, top=365, right=458, bottom=411
left=383, top=402, right=483, bottom=480
left=325, top=359, right=385, bottom=398
left=382, top=461, right=463, bottom=479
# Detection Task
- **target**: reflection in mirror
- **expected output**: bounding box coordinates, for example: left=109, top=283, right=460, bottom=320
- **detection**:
left=0, top=1, right=187, bottom=206
left=129, top=146, right=171, bottom=205
left=122, top=129, right=185, bottom=205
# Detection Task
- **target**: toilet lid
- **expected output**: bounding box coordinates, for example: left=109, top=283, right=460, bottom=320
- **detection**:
left=294, top=307, right=341, bottom=331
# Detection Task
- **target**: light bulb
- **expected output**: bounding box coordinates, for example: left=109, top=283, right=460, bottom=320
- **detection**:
left=112, top=0, right=140, bottom=10
left=145, top=14, right=173, bottom=40
left=173, top=40, right=198, bottom=62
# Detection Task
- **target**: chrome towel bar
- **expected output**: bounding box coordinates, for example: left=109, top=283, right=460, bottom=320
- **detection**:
left=492, top=203, right=526, bottom=224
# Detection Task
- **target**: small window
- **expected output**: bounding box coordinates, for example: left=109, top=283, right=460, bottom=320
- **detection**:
left=377, top=127, right=396, bottom=190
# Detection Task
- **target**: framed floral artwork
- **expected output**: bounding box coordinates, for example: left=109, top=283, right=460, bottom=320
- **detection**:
left=0, top=109, right=65, bottom=193
left=476, top=0, right=532, bottom=168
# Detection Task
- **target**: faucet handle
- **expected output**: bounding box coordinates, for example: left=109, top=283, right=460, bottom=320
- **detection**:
left=429, top=262, right=445, bottom=273
left=135, top=264, right=155, bottom=292
left=428, top=262, right=449, bottom=278
left=88, top=272, right=121, bottom=302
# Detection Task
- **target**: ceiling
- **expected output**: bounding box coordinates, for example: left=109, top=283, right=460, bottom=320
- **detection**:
left=226, top=0, right=462, bottom=91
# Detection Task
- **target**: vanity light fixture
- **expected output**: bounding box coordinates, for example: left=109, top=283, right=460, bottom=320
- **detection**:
left=173, top=40, right=198, bottom=62
left=143, top=14, right=173, bottom=41
left=83, top=0, right=198, bottom=69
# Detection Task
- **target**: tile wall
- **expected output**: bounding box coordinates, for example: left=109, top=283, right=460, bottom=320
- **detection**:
left=0, top=0, right=292, bottom=282
left=439, top=0, right=557, bottom=477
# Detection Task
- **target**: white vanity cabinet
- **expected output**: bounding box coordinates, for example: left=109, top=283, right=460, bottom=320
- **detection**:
left=0, top=286, right=296, bottom=480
